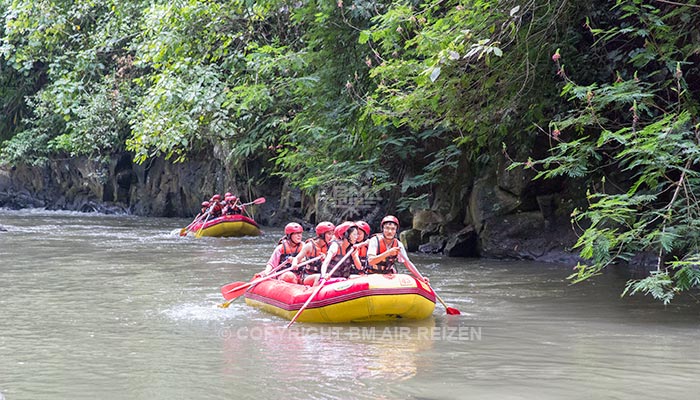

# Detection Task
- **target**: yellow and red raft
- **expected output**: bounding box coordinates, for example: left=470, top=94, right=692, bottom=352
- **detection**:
left=244, top=274, right=436, bottom=323
left=188, top=214, right=261, bottom=237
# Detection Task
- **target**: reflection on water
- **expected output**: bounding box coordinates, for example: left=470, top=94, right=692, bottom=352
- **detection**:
left=2, top=209, right=700, bottom=399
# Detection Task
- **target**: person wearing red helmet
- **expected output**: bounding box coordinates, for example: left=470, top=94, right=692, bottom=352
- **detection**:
left=264, top=222, right=304, bottom=283
left=291, top=221, right=335, bottom=285
left=367, top=215, right=428, bottom=281
left=197, top=201, right=210, bottom=219
left=222, top=195, right=242, bottom=215
left=354, top=220, right=371, bottom=270
left=208, top=194, right=223, bottom=218
left=355, top=220, right=371, bottom=238
left=181, top=201, right=212, bottom=235
left=311, top=221, right=363, bottom=285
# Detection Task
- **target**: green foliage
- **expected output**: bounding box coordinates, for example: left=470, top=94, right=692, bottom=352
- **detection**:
left=361, top=0, right=573, bottom=154
left=0, top=0, right=142, bottom=163
left=514, top=0, right=700, bottom=302
left=1, top=0, right=573, bottom=207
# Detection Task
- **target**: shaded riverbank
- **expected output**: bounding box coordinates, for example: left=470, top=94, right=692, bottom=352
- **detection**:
left=0, top=155, right=584, bottom=264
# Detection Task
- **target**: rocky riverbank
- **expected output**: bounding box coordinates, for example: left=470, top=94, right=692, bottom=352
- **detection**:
left=0, top=153, right=585, bottom=264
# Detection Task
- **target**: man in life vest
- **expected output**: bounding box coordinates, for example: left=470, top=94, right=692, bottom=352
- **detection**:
left=366, top=215, right=428, bottom=281
left=264, top=222, right=304, bottom=283
left=312, top=221, right=364, bottom=286
left=291, top=221, right=335, bottom=285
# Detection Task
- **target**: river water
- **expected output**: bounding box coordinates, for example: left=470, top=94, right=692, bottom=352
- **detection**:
left=1, top=209, right=699, bottom=399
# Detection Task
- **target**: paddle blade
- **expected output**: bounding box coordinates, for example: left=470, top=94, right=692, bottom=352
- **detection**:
left=221, top=281, right=247, bottom=300
left=179, top=228, right=187, bottom=236
left=218, top=299, right=236, bottom=308
left=446, top=307, right=461, bottom=315
left=252, top=197, right=266, bottom=205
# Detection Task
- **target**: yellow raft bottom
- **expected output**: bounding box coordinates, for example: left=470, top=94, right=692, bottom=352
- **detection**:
left=197, top=221, right=260, bottom=237
left=245, top=293, right=436, bottom=323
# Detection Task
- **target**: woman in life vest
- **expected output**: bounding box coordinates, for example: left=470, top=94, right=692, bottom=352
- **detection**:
left=312, top=221, right=364, bottom=286
left=366, top=215, right=428, bottom=281
left=291, top=221, right=335, bottom=286
left=354, top=220, right=371, bottom=273
left=264, top=222, right=304, bottom=283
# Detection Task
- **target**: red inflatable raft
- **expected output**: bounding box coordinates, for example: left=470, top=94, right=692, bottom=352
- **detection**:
left=187, top=214, right=261, bottom=237
left=244, top=274, right=437, bottom=323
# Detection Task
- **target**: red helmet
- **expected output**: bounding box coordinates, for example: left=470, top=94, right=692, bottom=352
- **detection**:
left=334, top=221, right=357, bottom=239
left=201, top=201, right=210, bottom=207
left=284, top=222, right=304, bottom=235
left=315, top=221, right=335, bottom=236
left=224, top=192, right=232, bottom=198
left=225, top=196, right=234, bottom=201
left=381, top=215, right=399, bottom=229
left=355, top=220, right=370, bottom=236
left=211, top=194, right=221, bottom=201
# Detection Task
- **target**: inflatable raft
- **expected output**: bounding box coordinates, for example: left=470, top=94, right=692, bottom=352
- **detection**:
left=244, top=274, right=436, bottom=323
left=188, top=214, right=261, bottom=237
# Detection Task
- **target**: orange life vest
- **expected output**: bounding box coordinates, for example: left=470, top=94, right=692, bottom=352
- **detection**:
left=357, top=243, right=368, bottom=271
left=279, top=239, right=301, bottom=264
left=327, top=240, right=354, bottom=278
left=302, top=237, right=329, bottom=274
left=366, top=235, right=398, bottom=274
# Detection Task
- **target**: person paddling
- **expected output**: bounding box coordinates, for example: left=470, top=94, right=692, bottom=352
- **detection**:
left=222, top=195, right=241, bottom=215
left=196, top=201, right=210, bottom=219
left=366, top=215, right=428, bottom=282
left=311, top=221, right=363, bottom=286
left=209, top=194, right=223, bottom=218
left=291, top=221, right=335, bottom=285
left=264, top=222, right=304, bottom=283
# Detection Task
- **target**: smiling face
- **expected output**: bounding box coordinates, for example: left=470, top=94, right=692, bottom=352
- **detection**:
left=347, top=227, right=359, bottom=244
left=290, top=232, right=303, bottom=244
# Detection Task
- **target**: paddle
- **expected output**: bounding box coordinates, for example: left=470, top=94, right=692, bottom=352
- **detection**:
left=218, top=255, right=323, bottom=308
left=219, top=265, right=295, bottom=307
left=180, top=212, right=207, bottom=236
left=194, top=207, right=215, bottom=238
left=242, top=197, right=266, bottom=207
left=286, top=248, right=355, bottom=328
left=400, top=255, right=461, bottom=315
left=238, top=196, right=265, bottom=218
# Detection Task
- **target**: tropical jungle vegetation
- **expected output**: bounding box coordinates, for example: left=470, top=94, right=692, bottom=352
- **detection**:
left=1, top=0, right=699, bottom=303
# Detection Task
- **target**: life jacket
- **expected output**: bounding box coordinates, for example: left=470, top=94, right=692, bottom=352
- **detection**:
left=210, top=202, right=223, bottom=218
left=302, top=237, right=329, bottom=275
left=327, top=240, right=355, bottom=278
left=224, top=200, right=243, bottom=215
left=356, top=243, right=368, bottom=273
left=279, top=239, right=302, bottom=265
left=366, top=235, right=398, bottom=274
